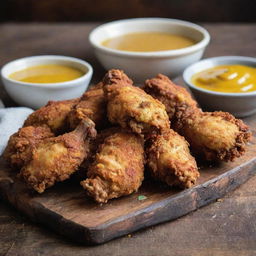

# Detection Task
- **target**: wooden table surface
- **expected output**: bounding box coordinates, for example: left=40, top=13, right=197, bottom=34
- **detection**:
left=0, top=23, right=256, bottom=256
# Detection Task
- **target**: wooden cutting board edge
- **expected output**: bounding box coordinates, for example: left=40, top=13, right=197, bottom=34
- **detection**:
left=1, top=156, right=256, bottom=244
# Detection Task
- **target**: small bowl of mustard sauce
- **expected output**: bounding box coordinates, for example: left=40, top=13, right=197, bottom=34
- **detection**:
left=183, top=56, right=256, bottom=117
left=1, top=55, right=93, bottom=109
left=89, top=18, right=210, bottom=82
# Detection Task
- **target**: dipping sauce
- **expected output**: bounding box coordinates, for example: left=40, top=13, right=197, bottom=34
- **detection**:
left=9, top=64, right=84, bottom=83
left=101, top=32, right=196, bottom=52
left=192, top=65, right=256, bottom=93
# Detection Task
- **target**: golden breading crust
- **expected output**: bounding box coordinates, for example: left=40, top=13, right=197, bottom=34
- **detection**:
left=3, top=126, right=54, bottom=169
left=144, top=74, right=198, bottom=120
left=75, top=127, right=120, bottom=180
left=81, top=129, right=144, bottom=203
left=24, top=98, right=79, bottom=134
left=103, top=70, right=170, bottom=135
left=20, top=118, right=97, bottom=193
left=146, top=129, right=199, bottom=188
left=175, top=111, right=252, bottom=161
left=68, top=84, right=108, bottom=130
left=107, top=86, right=170, bottom=134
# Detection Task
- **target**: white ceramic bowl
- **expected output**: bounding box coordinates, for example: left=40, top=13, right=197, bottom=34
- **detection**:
left=1, top=55, right=93, bottom=109
left=183, top=56, right=256, bottom=117
left=89, top=18, right=210, bottom=82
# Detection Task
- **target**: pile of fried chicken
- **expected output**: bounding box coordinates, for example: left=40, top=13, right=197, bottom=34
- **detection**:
left=4, top=69, right=251, bottom=203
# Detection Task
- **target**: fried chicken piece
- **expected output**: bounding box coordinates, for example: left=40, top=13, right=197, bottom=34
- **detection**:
left=144, top=74, right=198, bottom=121
left=146, top=130, right=199, bottom=188
left=20, top=118, right=97, bottom=193
left=68, top=83, right=108, bottom=130
left=144, top=74, right=251, bottom=161
left=3, top=126, right=54, bottom=169
left=175, top=111, right=251, bottom=161
left=24, top=98, right=79, bottom=134
left=103, top=70, right=170, bottom=135
left=81, top=128, right=144, bottom=203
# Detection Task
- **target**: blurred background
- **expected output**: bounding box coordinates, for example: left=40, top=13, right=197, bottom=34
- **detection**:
left=1, top=0, right=255, bottom=23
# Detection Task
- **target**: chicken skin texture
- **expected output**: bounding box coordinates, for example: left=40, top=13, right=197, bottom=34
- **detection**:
left=4, top=126, right=54, bottom=169
left=146, top=130, right=199, bottom=188
left=144, top=74, right=198, bottom=121
left=20, top=118, right=97, bottom=193
left=24, top=98, right=79, bottom=134
left=144, top=74, right=251, bottom=161
left=174, top=111, right=251, bottom=161
left=81, top=129, right=144, bottom=203
left=103, top=70, right=170, bottom=135
left=102, top=69, right=133, bottom=93
left=68, top=83, right=108, bottom=130
left=75, top=127, right=119, bottom=181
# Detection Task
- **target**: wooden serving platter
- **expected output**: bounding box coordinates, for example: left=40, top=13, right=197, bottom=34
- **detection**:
left=0, top=116, right=255, bottom=245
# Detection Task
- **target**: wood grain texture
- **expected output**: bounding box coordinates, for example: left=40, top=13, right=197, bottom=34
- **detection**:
left=0, top=116, right=255, bottom=244
left=0, top=23, right=256, bottom=254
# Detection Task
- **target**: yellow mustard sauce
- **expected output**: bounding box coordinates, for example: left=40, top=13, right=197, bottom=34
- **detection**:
left=102, top=32, right=196, bottom=52
left=191, top=65, right=256, bottom=93
left=9, top=64, right=84, bottom=83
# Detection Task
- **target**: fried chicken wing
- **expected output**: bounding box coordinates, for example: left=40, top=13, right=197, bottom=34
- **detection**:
left=68, top=83, right=108, bottom=130
left=144, top=74, right=251, bottom=161
left=103, top=70, right=170, bottom=135
left=3, top=126, right=54, bottom=169
left=81, top=128, right=144, bottom=203
left=24, top=98, right=79, bottom=134
left=20, top=118, right=97, bottom=193
left=146, top=130, right=199, bottom=188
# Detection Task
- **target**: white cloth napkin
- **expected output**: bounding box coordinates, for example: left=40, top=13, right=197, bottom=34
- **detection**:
left=0, top=100, right=33, bottom=155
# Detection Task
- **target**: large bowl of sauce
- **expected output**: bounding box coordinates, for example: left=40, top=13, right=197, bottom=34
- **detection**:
left=89, top=18, right=210, bottom=82
left=183, top=56, right=256, bottom=117
left=1, top=55, right=93, bottom=109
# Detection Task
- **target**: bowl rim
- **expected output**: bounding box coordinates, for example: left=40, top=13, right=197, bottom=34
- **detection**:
left=89, top=17, right=210, bottom=58
left=183, top=55, right=256, bottom=97
left=1, top=55, right=93, bottom=88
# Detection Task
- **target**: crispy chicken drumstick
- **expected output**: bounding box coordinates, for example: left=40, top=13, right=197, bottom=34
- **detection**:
left=146, top=129, right=199, bottom=188
left=20, top=118, right=97, bottom=193
left=81, top=128, right=144, bottom=203
left=103, top=70, right=170, bottom=135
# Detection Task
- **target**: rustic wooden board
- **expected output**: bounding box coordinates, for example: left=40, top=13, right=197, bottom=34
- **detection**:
left=0, top=117, right=255, bottom=245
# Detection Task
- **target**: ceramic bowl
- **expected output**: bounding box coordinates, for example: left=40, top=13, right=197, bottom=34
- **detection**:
left=183, top=56, right=256, bottom=117
left=1, top=55, right=93, bottom=109
left=89, top=18, right=210, bottom=82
